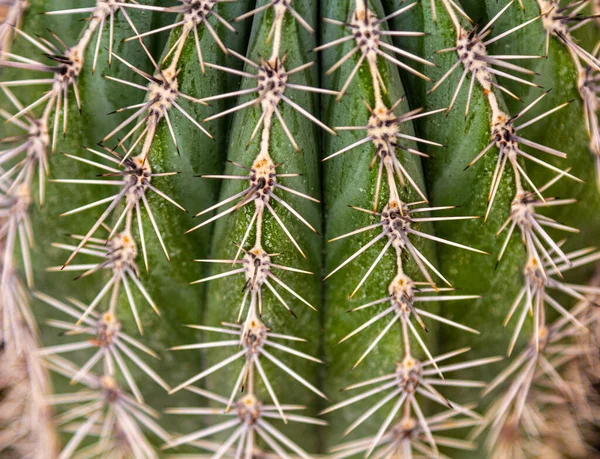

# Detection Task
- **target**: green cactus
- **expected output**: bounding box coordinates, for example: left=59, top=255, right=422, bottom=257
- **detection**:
left=1, top=0, right=599, bottom=458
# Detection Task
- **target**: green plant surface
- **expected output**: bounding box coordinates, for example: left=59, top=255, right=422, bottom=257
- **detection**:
left=462, top=0, right=600, bottom=258
left=200, top=0, right=325, bottom=451
left=109, top=0, right=255, bottom=434
left=390, top=0, right=525, bottom=383
left=14, top=0, right=255, bottom=442
left=1, top=0, right=600, bottom=457
left=321, top=0, right=443, bottom=445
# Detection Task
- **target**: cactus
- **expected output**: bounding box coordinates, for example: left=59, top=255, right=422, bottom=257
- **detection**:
left=1, top=0, right=600, bottom=458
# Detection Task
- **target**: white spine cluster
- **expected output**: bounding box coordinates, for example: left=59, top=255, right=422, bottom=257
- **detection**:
left=0, top=1, right=56, bottom=456
left=0, top=0, right=598, bottom=457
left=0, top=0, right=27, bottom=52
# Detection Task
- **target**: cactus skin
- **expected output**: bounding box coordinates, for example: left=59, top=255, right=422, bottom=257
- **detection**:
left=177, top=0, right=327, bottom=451
left=17, top=0, right=254, bottom=439
left=0, top=0, right=600, bottom=458
left=7, top=1, right=170, bottom=430
left=321, top=0, right=441, bottom=443
left=398, top=0, right=526, bottom=381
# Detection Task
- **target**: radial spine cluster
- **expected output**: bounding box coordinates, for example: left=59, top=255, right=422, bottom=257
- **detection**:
left=0, top=0, right=599, bottom=458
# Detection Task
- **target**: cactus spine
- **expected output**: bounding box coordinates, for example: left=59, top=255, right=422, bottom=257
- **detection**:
left=0, top=0, right=600, bottom=457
